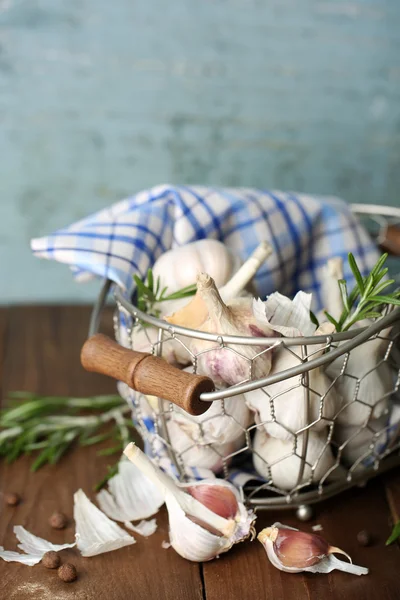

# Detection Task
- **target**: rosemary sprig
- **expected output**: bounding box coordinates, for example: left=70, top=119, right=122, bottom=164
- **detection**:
left=324, top=253, right=400, bottom=332
left=386, top=520, right=400, bottom=545
left=133, top=268, right=196, bottom=316
left=0, top=393, right=135, bottom=489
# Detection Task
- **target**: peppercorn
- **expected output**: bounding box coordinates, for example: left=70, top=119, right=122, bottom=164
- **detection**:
left=42, top=551, right=61, bottom=569
left=49, top=511, right=68, bottom=530
left=357, top=530, right=371, bottom=546
left=58, top=563, right=77, bottom=583
left=4, top=492, right=20, bottom=507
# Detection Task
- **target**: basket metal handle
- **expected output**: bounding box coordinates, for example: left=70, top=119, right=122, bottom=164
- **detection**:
left=81, top=333, right=214, bottom=416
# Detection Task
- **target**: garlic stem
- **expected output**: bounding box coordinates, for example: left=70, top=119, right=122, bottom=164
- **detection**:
left=327, top=555, right=369, bottom=576
left=220, top=241, right=272, bottom=301
left=197, top=273, right=232, bottom=323
left=123, top=444, right=234, bottom=536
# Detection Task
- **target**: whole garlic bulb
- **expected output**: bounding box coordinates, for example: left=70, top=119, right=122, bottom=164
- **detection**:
left=245, top=328, right=340, bottom=441
left=326, top=330, right=394, bottom=426
left=252, top=428, right=336, bottom=491
left=152, top=239, right=241, bottom=297
left=167, top=419, right=245, bottom=473
left=171, top=393, right=253, bottom=445
left=166, top=273, right=275, bottom=387
left=333, top=412, right=393, bottom=467
left=123, top=443, right=256, bottom=562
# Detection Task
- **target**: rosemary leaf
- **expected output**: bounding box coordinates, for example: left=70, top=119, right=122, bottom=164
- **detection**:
left=348, top=253, right=365, bottom=294
left=386, top=520, right=400, bottom=545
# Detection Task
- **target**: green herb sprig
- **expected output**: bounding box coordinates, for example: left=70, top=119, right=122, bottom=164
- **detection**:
left=133, top=268, right=196, bottom=317
left=0, top=393, right=135, bottom=490
left=324, top=253, right=400, bottom=332
left=386, top=520, right=400, bottom=545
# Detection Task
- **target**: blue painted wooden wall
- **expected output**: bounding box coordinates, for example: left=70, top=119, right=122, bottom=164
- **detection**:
left=1, top=0, right=399, bottom=302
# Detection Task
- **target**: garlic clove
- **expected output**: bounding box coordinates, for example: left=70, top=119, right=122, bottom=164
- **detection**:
left=123, top=443, right=256, bottom=562
left=184, top=481, right=239, bottom=520
left=258, top=522, right=368, bottom=576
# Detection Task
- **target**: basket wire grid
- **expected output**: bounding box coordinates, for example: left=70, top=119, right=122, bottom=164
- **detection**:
left=90, top=204, right=400, bottom=513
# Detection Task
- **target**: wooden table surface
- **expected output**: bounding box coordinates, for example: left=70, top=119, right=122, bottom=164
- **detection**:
left=0, top=305, right=400, bottom=600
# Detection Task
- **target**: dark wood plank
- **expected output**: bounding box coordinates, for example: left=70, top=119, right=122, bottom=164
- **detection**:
left=0, top=306, right=203, bottom=600
left=202, top=478, right=400, bottom=600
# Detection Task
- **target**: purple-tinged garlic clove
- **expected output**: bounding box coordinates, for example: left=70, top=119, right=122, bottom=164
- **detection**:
left=258, top=522, right=368, bottom=576
left=123, top=443, right=256, bottom=562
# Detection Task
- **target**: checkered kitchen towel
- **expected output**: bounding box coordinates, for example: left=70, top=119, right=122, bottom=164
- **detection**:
left=31, top=184, right=379, bottom=311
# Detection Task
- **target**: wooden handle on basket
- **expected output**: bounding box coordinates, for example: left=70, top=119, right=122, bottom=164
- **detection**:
left=81, top=334, right=214, bottom=416
left=379, top=224, right=400, bottom=256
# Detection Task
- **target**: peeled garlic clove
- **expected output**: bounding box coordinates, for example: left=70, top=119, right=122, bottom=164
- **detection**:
left=253, top=429, right=336, bottom=491
left=123, top=443, right=256, bottom=562
left=258, top=523, right=368, bottom=576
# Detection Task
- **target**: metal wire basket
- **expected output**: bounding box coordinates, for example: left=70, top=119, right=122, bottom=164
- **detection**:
left=83, top=204, right=400, bottom=519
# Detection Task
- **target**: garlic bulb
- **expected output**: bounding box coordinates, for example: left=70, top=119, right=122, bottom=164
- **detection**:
left=245, top=326, right=340, bottom=441
left=327, top=329, right=393, bottom=426
left=152, top=239, right=241, bottom=298
left=171, top=393, right=253, bottom=445
left=252, top=428, right=336, bottom=491
left=258, top=522, right=368, bottom=575
left=166, top=273, right=275, bottom=386
left=167, top=419, right=245, bottom=473
left=123, top=443, right=256, bottom=562
left=333, top=410, right=396, bottom=467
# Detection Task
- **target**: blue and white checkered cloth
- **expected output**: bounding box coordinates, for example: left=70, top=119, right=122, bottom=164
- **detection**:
left=31, top=184, right=379, bottom=311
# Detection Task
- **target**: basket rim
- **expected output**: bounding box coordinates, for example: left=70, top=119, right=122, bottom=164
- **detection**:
left=115, top=286, right=399, bottom=347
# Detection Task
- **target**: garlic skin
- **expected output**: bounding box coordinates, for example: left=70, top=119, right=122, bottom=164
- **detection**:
left=245, top=325, right=340, bottom=441
left=167, top=419, right=245, bottom=473
left=327, top=330, right=393, bottom=426
left=258, top=523, right=368, bottom=576
left=171, top=393, right=253, bottom=445
left=253, top=290, right=316, bottom=337
left=123, top=443, right=256, bottom=562
left=167, top=273, right=275, bottom=387
left=253, top=428, right=336, bottom=491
